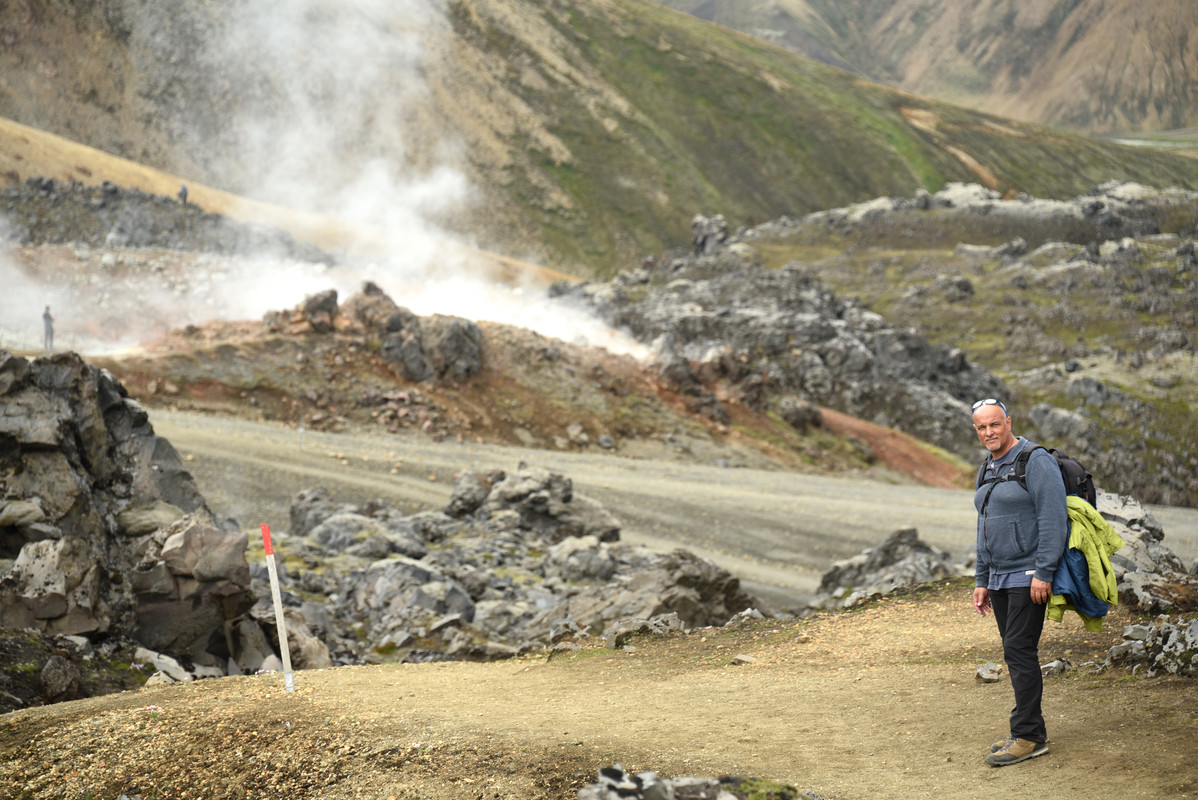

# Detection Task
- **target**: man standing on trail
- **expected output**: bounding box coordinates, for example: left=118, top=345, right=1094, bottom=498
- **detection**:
left=42, top=306, right=54, bottom=351
left=970, top=398, right=1067, bottom=767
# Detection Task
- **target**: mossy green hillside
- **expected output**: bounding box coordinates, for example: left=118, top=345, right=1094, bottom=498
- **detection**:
left=450, top=0, right=1198, bottom=276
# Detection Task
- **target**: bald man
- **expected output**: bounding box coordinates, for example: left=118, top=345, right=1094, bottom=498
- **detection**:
left=970, top=398, right=1067, bottom=766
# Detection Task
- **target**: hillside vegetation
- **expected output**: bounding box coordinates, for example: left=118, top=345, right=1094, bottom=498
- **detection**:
left=3, top=0, right=1198, bottom=275
left=655, top=0, right=1198, bottom=137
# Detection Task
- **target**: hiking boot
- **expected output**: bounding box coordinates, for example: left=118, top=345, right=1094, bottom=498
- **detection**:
left=986, top=738, right=1048, bottom=766
left=989, top=736, right=1015, bottom=753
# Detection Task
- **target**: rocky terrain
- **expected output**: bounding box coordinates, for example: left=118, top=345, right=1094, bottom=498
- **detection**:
left=12, top=175, right=1196, bottom=509
left=2, top=488, right=1196, bottom=800
left=4, top=175, right=1196, bottom=497
left=3, top=335, right=1196, bottom=702
left=3, top=3, right=1198, bottom=796
left=2, top=178, right=331, bottom=262
left=555, top=182, right=1198, bottom=505
left=2, top=247, right=1196, bottom=796
left=2, top=338, right=1196, bottom=800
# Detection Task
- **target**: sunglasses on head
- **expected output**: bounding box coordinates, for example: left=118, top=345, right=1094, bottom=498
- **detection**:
left=972, top=398, right=1008, bottom=415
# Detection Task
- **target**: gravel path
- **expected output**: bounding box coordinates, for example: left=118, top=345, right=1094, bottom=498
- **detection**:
left=151, top=410, right=1198, bottom=611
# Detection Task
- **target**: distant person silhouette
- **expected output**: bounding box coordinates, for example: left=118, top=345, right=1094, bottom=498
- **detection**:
left=43, top=306, right=54, bottom=351
left=178, top=184, right=189, bottom=205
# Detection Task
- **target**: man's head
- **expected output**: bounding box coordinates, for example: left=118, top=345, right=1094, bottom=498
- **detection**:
left=972, top=398, right=1016, bottom=457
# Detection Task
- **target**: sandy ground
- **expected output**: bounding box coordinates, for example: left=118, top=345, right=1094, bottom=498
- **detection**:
left=2, top=582, right=1194, bottom=800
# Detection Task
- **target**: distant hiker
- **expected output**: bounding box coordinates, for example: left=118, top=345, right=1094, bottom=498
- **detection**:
left=970, top=398, right=1066, bottom=767
left=42, top=306, right=54, bottom=351
left=690, top=213, right=728, bottom=255
left=178, top=184, right=189, bottom=205
left=690, top=214, right=706, bottom=253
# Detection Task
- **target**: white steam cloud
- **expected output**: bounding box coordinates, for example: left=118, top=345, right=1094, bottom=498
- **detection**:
left=198, top=0, right=645, bottom=356
left=0, top=252, right=66, bottom=353
left=1, top=0, right=649, bottom=359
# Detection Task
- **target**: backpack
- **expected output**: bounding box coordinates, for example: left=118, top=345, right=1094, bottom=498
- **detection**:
left=976, top=445, right=1098, bottom=516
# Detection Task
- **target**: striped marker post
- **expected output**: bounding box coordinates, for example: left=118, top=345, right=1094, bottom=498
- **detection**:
left=260, top=524, right=295, bottom=692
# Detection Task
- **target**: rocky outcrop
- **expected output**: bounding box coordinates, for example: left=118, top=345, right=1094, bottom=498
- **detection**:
left=747, top=181, right=1190, bottom=251
left=1106, top=615, right=1198, bottom=677
left=812, top=491, right=1197, bottom=617
left=552, top=182, right=1197, bottom=499
left=0, top=177, right=332, bottom=262
left=1, top=363, right=757, bottom=701
left=753, top=183, right=1198, bottom=506
left=1099, top=493, right=1198, bottom=614
left=810, top=527, right=969, bottom=610
left=550, top=233, right=1003, bottom=461
left=255, top=465, right=757, bottom=667
left=267, top=283, right=486, bottom=385
left=0, top=349, right=252, bottom=666
left=292, top=481, right=1187, bottom=670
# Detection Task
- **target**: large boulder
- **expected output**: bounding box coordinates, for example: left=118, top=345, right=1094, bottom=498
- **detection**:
left=482, top=465, right=621, bottom=543
left=532, top=547, right=756, bottom=634
left=339, top=284, right=433, bottom=381
left=1099, top=493, right=1198, bottom=614
left=0, top=350, right=251, bottom=664
left=811, top=527, right=968, bottom=610
left=133, top=510, right=253, bottom=659
left=425, top=316, right=485, bottom=381
left=301, top=289, right=338, bottom=333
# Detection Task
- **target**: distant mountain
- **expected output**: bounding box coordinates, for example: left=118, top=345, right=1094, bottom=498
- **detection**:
left=653, top=0, right=1198, bottom=135
left=3, top=0, right=1198, bottom=276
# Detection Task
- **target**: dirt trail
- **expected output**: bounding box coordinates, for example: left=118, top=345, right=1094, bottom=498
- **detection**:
left=3, top=582, right=1194, bottom=800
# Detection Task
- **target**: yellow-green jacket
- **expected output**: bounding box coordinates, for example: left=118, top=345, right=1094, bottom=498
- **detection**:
left=1047, top=496, right=1125, bottom=631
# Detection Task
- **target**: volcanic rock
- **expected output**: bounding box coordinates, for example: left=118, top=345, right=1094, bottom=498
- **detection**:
left=0, top=349, right=252, bottom=663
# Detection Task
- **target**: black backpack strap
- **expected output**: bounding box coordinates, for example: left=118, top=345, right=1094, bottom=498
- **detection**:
left=979, top=480, right=1000, bottom=517
left=978, top=444, right=1043, bottom=516
left=977, top=456, right=1003, bottom=516
left=1011, top=445, right=1044, bottom=491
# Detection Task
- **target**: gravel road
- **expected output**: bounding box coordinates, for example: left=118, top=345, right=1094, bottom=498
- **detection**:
left=152, top=410, right=1198, bottom=611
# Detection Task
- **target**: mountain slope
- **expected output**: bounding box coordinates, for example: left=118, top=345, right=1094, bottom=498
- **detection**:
left=653, top=0, right=1198, bottom=136
left=3, top=0, right=1198, bottom=277
left=0, top=117, right=571, bottom=286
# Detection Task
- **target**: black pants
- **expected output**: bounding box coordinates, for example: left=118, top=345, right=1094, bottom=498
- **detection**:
left=991, top=585, right=1047, bottom=743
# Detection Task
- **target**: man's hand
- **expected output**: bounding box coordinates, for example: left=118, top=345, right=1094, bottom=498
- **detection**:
left=1030, top=577, right=1052, bottom=604
left=973, top=587, right=991, bottom=616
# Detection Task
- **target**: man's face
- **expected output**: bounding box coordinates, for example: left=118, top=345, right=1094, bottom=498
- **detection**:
left=973, top=405, right=1015, bottom=456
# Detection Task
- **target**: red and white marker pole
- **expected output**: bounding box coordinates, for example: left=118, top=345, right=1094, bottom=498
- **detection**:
left=260, top=524, right=295, bottom=692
